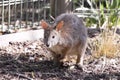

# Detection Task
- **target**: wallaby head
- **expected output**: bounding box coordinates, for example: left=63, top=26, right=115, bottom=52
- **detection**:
left=41, top=20, right=64, bottom=48
left=47, top=21, right=64, bottom=48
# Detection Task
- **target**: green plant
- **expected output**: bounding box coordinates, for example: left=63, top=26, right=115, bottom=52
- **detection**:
left=101, top=0, right=120, bottom=29
left=84, top=0, right=120, bottom=28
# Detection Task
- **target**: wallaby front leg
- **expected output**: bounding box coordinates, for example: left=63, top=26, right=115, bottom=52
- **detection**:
left=59, top=53, right=68, bottom=63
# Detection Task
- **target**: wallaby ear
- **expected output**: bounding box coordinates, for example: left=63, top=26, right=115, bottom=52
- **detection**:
left=40, top=20, right=49, bottom=29
left=56, top=21, right=64, bottom=31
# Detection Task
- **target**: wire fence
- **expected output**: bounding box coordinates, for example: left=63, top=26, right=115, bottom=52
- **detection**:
left=0, top=0, right=50, bottom=32
left=0, top=0, right=120, bottom=33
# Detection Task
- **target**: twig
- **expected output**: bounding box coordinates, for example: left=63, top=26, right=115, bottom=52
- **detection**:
left=101, top=56, right=106, bottom=73
left=101, top=17, right=108, bottom=30
left=49, top=15, right=55, bottom=21
left=10, top=72, right=34, bottom=80
left=42, top=72, right=58, bottom=75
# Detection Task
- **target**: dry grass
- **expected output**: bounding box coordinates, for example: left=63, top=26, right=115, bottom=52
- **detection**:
left=89, top=30, right=120, bottom=58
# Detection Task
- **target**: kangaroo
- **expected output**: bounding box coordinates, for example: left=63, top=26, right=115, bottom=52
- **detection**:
left=41, top=13, right=87, bottom=66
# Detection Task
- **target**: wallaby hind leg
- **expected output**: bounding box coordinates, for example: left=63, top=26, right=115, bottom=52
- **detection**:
left=76, top=42, right=87, bottom=66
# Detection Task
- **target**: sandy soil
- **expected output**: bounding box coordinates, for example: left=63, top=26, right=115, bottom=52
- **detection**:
left=0, top=29, right=120, bottom=80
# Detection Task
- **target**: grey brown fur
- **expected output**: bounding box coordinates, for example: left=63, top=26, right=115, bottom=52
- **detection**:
left=41, top=13, right=87, bottom=66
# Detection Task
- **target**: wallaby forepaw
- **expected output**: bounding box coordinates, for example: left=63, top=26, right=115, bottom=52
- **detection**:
left=60, top=58, right=67, bottom=63
left=75, top=64, right=84, bottom=71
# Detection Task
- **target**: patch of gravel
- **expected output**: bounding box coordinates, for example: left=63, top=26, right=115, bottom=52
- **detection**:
left=0, top=36, right=120, bottom=79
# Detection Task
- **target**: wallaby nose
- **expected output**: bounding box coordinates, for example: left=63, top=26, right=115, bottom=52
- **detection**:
left=46, top=44, right=49, bottom=47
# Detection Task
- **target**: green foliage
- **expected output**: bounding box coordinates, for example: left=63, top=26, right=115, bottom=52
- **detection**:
left=99, top=1, right=105, bottom=27
left=85, top=17, right=98, bottom=27
left=105, top=0, right=120, bottom=29
left=85, top=0, right=120, bottom=28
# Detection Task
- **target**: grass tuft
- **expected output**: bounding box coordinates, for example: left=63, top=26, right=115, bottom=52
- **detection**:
left=89, top=30, right=120, bottom=58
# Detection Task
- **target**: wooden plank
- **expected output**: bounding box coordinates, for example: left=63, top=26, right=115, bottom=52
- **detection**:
left=0, top=29, right=44, bottom=47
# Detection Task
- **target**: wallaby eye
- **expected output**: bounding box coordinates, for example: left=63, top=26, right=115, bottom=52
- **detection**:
left=52, top=36, right=55, bottom=38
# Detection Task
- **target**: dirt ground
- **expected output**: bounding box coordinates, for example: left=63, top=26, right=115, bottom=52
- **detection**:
left=0, top=29, right=120, bottom=80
